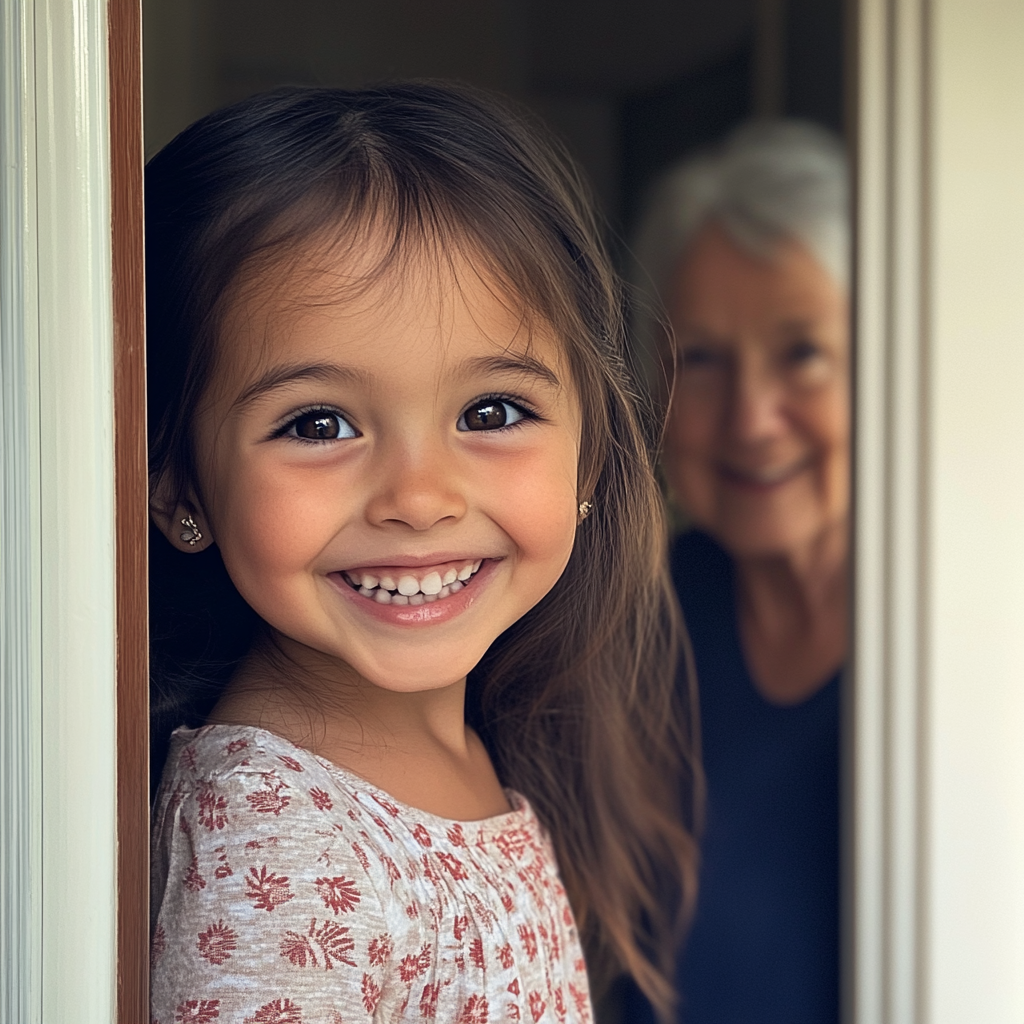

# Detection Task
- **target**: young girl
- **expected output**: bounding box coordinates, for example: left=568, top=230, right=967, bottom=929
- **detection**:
left=146, top=83, right=698, bottom=1024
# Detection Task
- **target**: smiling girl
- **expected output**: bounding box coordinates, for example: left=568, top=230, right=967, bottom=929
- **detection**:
left=146, top=85, right=698, bottom=1024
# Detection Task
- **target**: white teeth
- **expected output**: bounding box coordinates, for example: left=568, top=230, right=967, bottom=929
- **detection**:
left=420, top=571, right=443, bottom=595
left=351, top=560, right=482, bottom=604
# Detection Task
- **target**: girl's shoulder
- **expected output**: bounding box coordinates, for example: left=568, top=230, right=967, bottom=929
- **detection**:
left=155, top=723, right=368, bottom=839
left=151, top=725, right=595, bottom=1023
left=159, top=722, right=356, bottom=807
left=153, top=723, right=551, bottom=872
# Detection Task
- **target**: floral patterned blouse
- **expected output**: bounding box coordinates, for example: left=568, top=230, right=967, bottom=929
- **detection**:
left=151, top=725, right=593, bottom=1024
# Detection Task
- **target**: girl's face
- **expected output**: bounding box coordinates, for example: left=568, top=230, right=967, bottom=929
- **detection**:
left=184, top=240, right=582, bottom=695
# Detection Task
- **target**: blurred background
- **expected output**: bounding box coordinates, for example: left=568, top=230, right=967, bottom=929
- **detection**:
left=143, top=0, right=844, bottom=243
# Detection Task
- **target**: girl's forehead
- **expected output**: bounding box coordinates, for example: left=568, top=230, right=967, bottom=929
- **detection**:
left=210, top=241, right=571, bottom=395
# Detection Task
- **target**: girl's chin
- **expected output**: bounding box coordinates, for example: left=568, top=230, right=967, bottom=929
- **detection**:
left=333, top=648, right=480, bottom=693
left=360, top=672, right=471, bottom=695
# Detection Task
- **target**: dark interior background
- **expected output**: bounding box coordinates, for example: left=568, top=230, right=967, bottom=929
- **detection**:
left=143, top=0, right=844, bottom=246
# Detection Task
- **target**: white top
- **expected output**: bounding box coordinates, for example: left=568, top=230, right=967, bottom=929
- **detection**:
left=150, top=724, right=593, bottom=1023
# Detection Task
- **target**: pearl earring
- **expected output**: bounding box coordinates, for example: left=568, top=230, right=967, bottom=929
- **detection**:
left=577, top=501, right=593, bottom=523
left=179, top=514, right=203, bottom=546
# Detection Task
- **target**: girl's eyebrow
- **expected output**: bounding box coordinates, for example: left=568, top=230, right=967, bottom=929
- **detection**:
left=462, top=354, right=561, bottom=389
left=231, top=354, right=560, bottom=411
left=232, top=363, right=368, bottom=409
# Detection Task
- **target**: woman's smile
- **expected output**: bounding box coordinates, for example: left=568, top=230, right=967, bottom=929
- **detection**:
left=716, top=456, right=814, bottom=491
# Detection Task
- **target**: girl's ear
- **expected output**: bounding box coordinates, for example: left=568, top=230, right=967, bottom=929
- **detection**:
left=150, top=473, right=215, bottom=553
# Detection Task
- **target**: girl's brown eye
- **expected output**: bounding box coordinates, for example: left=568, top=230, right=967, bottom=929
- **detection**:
left=288, top=410, right=356, bottom=441
left=457, top=400, right=525, bottom=432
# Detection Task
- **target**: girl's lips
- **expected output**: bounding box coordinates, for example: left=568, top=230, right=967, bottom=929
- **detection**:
left=339, top=558, right=482, bottom=596
left=327, top=557, right=498, bottom=627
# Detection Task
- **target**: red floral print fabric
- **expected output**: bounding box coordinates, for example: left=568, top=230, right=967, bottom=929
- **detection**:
left=151, top=725, right=593, bottom=1024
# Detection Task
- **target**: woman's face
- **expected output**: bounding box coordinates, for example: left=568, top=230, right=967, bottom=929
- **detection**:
left=663, top=221, right=850, bottom=560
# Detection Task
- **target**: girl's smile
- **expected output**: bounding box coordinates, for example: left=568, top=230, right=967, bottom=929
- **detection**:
left=184, top=240, right=582, bottom=695
left=337, top=555, right=484, bottom=602
left=329, top=555, right=494, bottom=625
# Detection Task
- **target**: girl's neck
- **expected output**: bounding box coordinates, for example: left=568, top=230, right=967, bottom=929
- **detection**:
left=209, top=634, right=511, bottom=820
left=731, top=520, right=849, bottom=705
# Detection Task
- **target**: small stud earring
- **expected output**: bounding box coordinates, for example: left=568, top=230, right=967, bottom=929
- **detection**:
left=577, top=500, right=593, bottom=523
left=179, top=514, right=203, bottom=547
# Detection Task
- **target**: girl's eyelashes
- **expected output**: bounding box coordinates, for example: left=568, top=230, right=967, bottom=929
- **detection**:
left=275, top=407, right=359, bottom=443
left=270, top=395, right=538, bottom=442
left=456, top=395, right=537, bottom=433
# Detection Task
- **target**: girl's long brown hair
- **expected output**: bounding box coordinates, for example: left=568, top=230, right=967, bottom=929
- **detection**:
left=146, top=81, right=700, bottom=1020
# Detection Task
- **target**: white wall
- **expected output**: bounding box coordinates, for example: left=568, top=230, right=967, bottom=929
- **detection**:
left=926, top=1, right=1024, bottom=1019
left=852, top=1, right=1024, bottom=1022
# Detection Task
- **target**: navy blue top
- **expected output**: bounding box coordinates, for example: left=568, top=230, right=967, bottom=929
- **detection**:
left=624, top=530, right=840, bottom=1024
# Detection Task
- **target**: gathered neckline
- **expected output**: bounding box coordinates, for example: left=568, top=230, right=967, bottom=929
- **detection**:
left=171, top=722, right=534, bottom=838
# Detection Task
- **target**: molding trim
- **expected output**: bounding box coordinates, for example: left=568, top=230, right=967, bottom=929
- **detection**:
left=1, top=0, right=117, bottom=1019
left=0, top=0, right=43, bottom=1019
left=849, top=0, right=931, bottom=1021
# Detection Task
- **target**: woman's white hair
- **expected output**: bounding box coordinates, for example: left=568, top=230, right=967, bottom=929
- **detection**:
left=631, top=119, right=849, bottom=333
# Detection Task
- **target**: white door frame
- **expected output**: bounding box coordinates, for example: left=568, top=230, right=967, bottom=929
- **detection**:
left=0, top=0, right=117, bottom=1020
left=851, top=0, right=1024, bottom=1022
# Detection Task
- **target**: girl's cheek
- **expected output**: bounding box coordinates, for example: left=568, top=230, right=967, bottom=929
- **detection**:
left=212, top=464, right=334, bottom=571
left=474, top=445, right=577, bottom=550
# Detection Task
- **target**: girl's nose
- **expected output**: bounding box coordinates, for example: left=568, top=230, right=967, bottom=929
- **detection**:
left=364, top=445, right=468, bottom=531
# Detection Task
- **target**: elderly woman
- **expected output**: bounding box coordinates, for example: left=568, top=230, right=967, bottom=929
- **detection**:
left=626, top=122, right=849, bottom=1024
